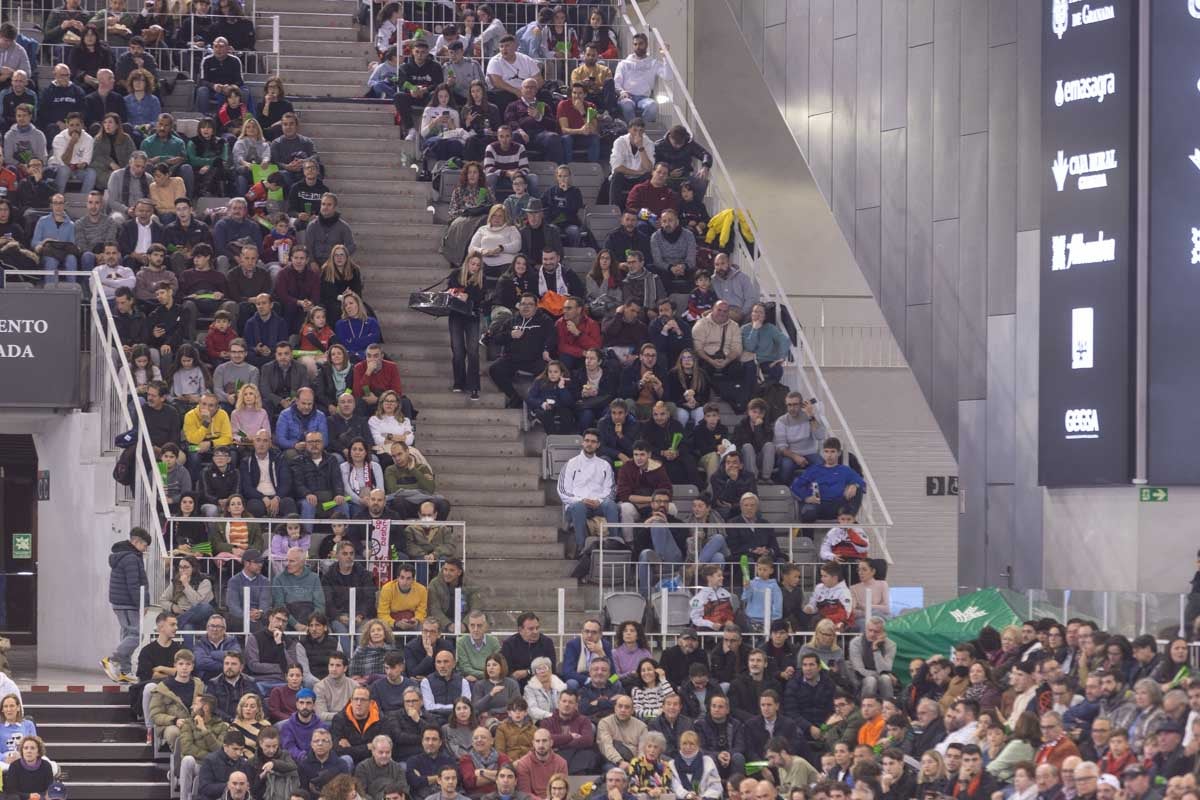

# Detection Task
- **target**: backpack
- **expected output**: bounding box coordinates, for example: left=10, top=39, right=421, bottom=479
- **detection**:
left=112, top=444, right=137, bottom=488
left=751, top=380, right=790, bottom=423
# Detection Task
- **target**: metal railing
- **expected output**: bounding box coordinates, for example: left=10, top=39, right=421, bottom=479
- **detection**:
left=612, top=1, right=896, bottom=553
left=808, top=324, right=908, bottom=369
left=1002, top=588, right=1199, bottom=641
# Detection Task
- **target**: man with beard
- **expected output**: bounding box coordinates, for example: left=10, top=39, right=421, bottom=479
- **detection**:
left=936, top=699, right=979, bottom=755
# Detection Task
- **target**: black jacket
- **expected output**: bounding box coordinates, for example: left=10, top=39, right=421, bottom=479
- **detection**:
left=205, top=673, right=262, bottom=722
left=727, top=673, right=783, bottom=721
left=660, top=644, right=709, bottom=689
left=723, top=512, right=782, bottom=559
left=146, top=301, right=187, bottom=349
left=328, top=413, right=372, bottom=455
left=117, top=218, right=165, bottom=256
left=782, top=671, right=836, bottom=730
left=650, top=712, right=695, bottom=756
left=742, top=713, right=802, bottom=761
left=315, top=361, right=353, bottom=412
left=198, top=749, right=252, bottom=800
left=322, top=562, right=377, bottom=621
left=530, top=263, right=583, bottom=302
left=291, top=453, right=343, bottom=498
left=198, top=463, right=240, bottom=507
left=238, top=447, right=292, bottom=500
left=108, top=540, right=148, bottom=608
left=493, top=309, right=556, bottom=363
left=597, top=414, right=641, bottom=464
left=500, top=633, right=557, bottom=680
left=694, top=714, right=744, bottom=759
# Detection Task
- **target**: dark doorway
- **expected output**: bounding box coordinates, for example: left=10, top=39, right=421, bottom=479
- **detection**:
left=0, top=435, right=37, bottom=644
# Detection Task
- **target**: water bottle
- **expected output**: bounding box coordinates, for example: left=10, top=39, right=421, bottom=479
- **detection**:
left=811, top=481, right=820, bottom=501
left=739, top=554, right=751, bottom=584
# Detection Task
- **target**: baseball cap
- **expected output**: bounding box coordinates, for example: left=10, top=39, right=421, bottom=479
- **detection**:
left=1098, top=775, right=1120, bottom=790
left=1122, top=765, right=1148, bottom=778
left=1154, top=718, right=1185, bottom=736
left=679, top=627, right=699, bottom=642
left=46, top=781, right=67, bottom=800
left=241, top=548, right=265, bottom=563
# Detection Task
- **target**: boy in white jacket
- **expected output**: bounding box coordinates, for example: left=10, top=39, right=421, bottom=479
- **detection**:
left=804, top=562, right=854, bottom=629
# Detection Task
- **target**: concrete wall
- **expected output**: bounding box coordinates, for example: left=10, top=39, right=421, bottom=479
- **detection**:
left=0, top=410, right=130, bottom=671
left=721, top=0, right=1046, bottom=591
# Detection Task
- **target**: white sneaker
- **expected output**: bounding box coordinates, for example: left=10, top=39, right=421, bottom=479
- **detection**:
left=100, top=657, right=122, bottom=682
left=404, top=129, right=417, bottom=142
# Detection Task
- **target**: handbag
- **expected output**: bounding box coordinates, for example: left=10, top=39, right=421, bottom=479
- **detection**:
left=408, top=278, right=475, bottom=318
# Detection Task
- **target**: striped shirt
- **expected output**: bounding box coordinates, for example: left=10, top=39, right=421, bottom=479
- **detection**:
left=483, top=140, right=528, bottom=176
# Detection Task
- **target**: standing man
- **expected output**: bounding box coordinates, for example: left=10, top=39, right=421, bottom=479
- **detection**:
left=102, top=527, right=152, bottom=683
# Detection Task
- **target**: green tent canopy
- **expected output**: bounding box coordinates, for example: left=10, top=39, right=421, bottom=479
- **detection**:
left=886, top=588, right=1024, bottom=668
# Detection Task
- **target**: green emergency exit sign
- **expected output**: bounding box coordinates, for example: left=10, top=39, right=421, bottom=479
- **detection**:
left=1139, top=487, right=1169, bottom=502
left=12, top=533, right=31, bottom=559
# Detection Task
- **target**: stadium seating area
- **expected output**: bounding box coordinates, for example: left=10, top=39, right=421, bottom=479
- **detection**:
left=3, top=2, right=1199, bottom=800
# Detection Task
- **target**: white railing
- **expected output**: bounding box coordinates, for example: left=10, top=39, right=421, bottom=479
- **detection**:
left=88, top=274, right=174, bottom=605
left=808, top=324, right=908, bottom=369
left=615, top=1, right=896, bottom=545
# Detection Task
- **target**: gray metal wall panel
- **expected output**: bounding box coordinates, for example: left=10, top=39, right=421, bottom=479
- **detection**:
left=960, top=0, right=988, bottom=134
left=908, top=0, right=934, bottom=46
left=984, top=483, right=1015, bottom=589
left=987, top=44, right=1017, bottom=315
left=809, top=112, right=834, bottom=203
left=832, top=35, right=858, bottom=240
left=766, top=0, right=787, bottom=26
left=763, top=24, right=788, bottom=108
left=881, top=128, right=908, bottom=340
left=785, top=0, right=812, bottom=155
left=742, top=0, right=765, bottom=67
left=958, top=399, right=987, bottom=589
left=856, top=207, right=883, bottom=300
left=810, top=0, right=835, bottom=115
left=933, top=219, right=961, bottom=451
left=908, top=303, right=935, bottom=404
left=988, top=0, right=1017, bottom=46
left=856, top=0, right=882, bottom=210
left=959, top=132, right=988, bottom=400
left=932, top=0, right=961, bottom=221
left=1013, top=229, right=1043, bottom=588
left=907, top=44, right=934, bottom=306
left=1015, top=0, right=1042, bottom=232
left=987, top=313, right=1016, bottom=483
left=881, top=0, right=908, bottom=130
left=835, top=0, right=858, bottom=37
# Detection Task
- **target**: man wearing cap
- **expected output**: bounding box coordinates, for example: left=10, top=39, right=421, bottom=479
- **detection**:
left=1097, top=774, right=1121, bottom=800
left=280, top=687, right=327, bottom=762
left=226, top=549, right=270, bottom=631
left=660, top=628, right=709, bottom=689
left=1150, top=719, right=1191, bottom=781
left=1122, top=765, right=1161, bottom=800
left=520, top=200, right=564, bottom=262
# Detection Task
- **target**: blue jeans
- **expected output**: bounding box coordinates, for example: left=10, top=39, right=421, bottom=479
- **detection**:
left=560, top=133, right=600, bottom=164
left=617, top=94, right=658, bottom=124
left=111, top=607, right=141, bottom=673
left=565, top=499, right=620, bottom=549
left=54, top=166, right=96, bottom=194
left=42, top=254, right=80, bottom=285
left=562, top=224, right=583, bottom=248
left=527, top=130, right=565, bottom=164
left=299, top=498, right=350, bottom=529
left=177, top=603, right=215, bottom=635
left=775, top=453, right=815, bottom=485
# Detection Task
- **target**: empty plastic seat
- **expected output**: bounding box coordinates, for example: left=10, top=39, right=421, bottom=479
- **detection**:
left=543, top=434, right=582, bottom=481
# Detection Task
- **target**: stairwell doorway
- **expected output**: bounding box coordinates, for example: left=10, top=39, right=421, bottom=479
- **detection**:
left=0, top=434, right=38, bottom=645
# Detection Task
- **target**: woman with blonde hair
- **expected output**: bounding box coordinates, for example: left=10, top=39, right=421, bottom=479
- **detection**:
left=333, top=289, right=381, bottom=361
left=466, top=203, right=520, bottom=269
left=369, top=390, right=426, bottom=467
left=447, top=251, right=486, bottom=399
left=544, top=773, right=571, bottom=800
left=320, top=245, right=364, bottom=325
left=233, top=115, right=270, bottom=196
left=231, top=383, right=270, bottom=443
left=231, top=693, right=266, bottom=755
left=670, top=730, right=721, bottom=800
left=915, top=749, right=949, bottom=795
left=348, top=618, right=395, bottom=681
left=797, top=618, right=848, bottom=680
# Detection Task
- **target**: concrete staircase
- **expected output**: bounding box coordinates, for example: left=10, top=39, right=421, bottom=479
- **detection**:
left=256, top=0, right=589, bottom=633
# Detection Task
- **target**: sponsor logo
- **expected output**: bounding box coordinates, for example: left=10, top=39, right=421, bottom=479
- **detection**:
left=950, top=606, right=989, bottom=625
left=1051, top=231, right=1116, bottom=271
left=1055, top=73, right=1116, bottom=107
left=1065, top=408, right=1100, bottom=439
left=1072, top=307, right=1094, bottom=370
left=1190, top=0, right=1200, bottom=19
left=1052, top=1, right=1117, bottom=38
left=1051, top=149, right=1117, bottom=192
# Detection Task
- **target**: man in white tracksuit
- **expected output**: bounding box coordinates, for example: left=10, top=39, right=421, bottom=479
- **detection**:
left=558, top=429, right=620, bottom=559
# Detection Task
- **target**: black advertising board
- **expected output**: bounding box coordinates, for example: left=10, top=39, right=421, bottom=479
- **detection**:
left=0, top=288, right=82, bottom=408
left=1146, top=2, right=1200, bottom=482
left=1039, top=0, right=1137, bottom=486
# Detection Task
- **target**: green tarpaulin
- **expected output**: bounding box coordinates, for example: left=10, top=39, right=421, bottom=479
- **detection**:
left=886, top=588, right=1024, bottom=668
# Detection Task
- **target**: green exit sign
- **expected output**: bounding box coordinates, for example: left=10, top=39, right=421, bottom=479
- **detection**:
left=11, top=533, right=30, bottom=559
left=1139, top=487, right=1169, bottom=502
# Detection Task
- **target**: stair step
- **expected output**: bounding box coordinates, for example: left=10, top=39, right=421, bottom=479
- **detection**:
left=255, top=0, right=359, bottom=12
left=419, top=439, right=527, bottom=457
left=473, top=559, right=576, bottom=579
left=309, top=122, right=408, bottom=140
left=436, top=472, right=542, bottom=491
left=59, top=781, right=172, bottom=800
left=427, top=455, right=541, bottom=476
left=419, top=423, right=521, bottom=442
left=337, top=207, right=434, bottom=224
left=490, top=610, right=593, bottom=628
left=289, top=83, right=376, bottom=98
left=471, top=540, right=567, bottom=558
left=25, top=692, right=129, bottom=706
left=351, top=222, right=442, bottom=239
left=327, top=166, right=421, bottom=183
left=272, top=40, right=375, bottom=58
left=455, top=505, right=562, bottom=526
left=469, top=525, right=561, bottom=544
left=412, top=407, right=523, bottom=425
left=258, top=24, right=358, bottom=40
left=314, top=136, right=407, bottom=153
left=51, top=742, right=154, bottom=760
left=320, top=151, right=421, bottom=168
left=276, top=54, right=374, bottom=72
left=443, top=488, right=547, bottom=507
left=30, top=705, right=129, bottom=723
left=38, top=723, right=146, bottom=743
left=59, top=762, right=167, bottom=782
left=405, top=391, right=510, bottom=410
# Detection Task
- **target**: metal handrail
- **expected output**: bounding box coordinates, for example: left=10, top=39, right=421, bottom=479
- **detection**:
left=620, top=1, right=895, bottom=542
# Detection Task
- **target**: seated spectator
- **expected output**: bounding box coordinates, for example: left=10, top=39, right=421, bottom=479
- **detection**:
left=555, top=85, right=599, bottom=168
left=504, top=78, right=563, bottom=164
left=31, top=192, right=80, bottom=284
left=315, top=343, right=354, bottom=417
left=256, top=340, right=307, bottom=425
left=600, top=302, right=647, bottom=370
left=485, top=32, right=539, bottom=109
left=182, top=392, right=233, bottom=478
left=619, top=343, right=667, bottom=420
left=196, top=37, right=247, bottom=117
left=141, top=113, right=194, bottom=198
left=352, top=342, right=405, bottom=414
left=296, top=304, right=337, bottom=379
left=524, top=656, right=567, bottom=723
left=488, top=293, right=557, bottom=408
left=41, top=61, right=87, bottom=138
left=48, top=111, right=95, bottom=194
left=368, top=390, right=415, bottom=463
left=495, top=698, right=537, bottom=763
left=298, top=727, right=349, bottom=796
left=333, top=289, right=380, bottom=363
left=315, top=245, right=363, bottom=327
left=585, top=250, right=622, bottom=312
left=354, top=735, right=408, bottom=800
left=526, top=360, right=576, bottom=434
left=255, top=77, right=293, bottom=141
left=384, top=440, right=447, bottom=518
left=407, top=729, right=457, bottom=800
left=229, top=383, right=269, bottom=445
left=772, top=393, right=828, bottom=486
left=711, top=253, right=760, bottom=323
left=484, top=125, right=535, bottom=195
left=148, top=648, right=206, bottom=750
left=0, top=69, right=36, bottom=133
left=514, top=728, right=568, bottom=798
left=609, top=121, right=659, bottom=221
left=123, top=67, right=161, bottom=127
left=741, top=303, right=791, bottom=384
left=287, top=159, right=328, bottom=230
left=559, top=428, right=619, bottom=560
left=502, top=171, right=537, bottom=232
left=340, top=439, right=384, bottom=513
left=689, top=403, right=731, bottom=481
left=231, top=117, right=269, bottom=197
left=792, top=437, right=865, bottom=523
left=378, top=563, right=427, bottom=633
left=663, top=349, right=709, bottom=427
left=626, top=163, right=678, bottom=237
left=304, top=193, right=355, bottom=267
left=572, top=348, right=617, bottom=431
left=643, top=401, right=695, bottom=485
left=692, top=301, right=757, bottom=414
left=290, top=431, right=348, bottom=528
left=620, top=251, right=667, bottom=320
left=614, top=33, right=667, bottom=125
left=272, top=549, right=325, bottom=635
left=224, top=253, right=273, bottom=338
left=730, top=398, right=775, bottom=481
left=850, top=558, right=888, bottom=621
left=649, top=298, right=693, bottom=366
left=187, top=118, right=228, bottom=197
left=366, top=49, right=400, bottom=99
left=710, top=451, right=757, bottom=516
left=393, top=39, right=444, bottom=139
left=615, top=440, right=673, bottom=526
left=270, top=113, right=318, bottom=192
left=405, top=501, right=459, bottom=583
left=491, top=253, right=534, bottom=319
left=245, top=606, right=300, bottom=692
left=268, top=665, right=305, bottom=723
left=522, top=204, right=563, bottom=262
left=421, top=650, right=471, bottom=726
left=330, top=686, right=389, bottom=767
left=468, top=204, right=520, bottom=279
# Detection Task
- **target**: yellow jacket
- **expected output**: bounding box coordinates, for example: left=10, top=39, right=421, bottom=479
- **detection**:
left=704, top=208, right=755, bottom=249
left=182, top=408, right=234, bottom=447
left=376, top=579, right=427, bottom=623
